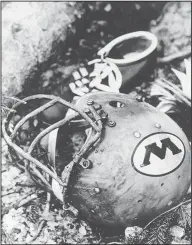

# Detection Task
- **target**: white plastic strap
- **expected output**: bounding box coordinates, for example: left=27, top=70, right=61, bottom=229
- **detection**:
left=48, top=128, right=59, bottom=169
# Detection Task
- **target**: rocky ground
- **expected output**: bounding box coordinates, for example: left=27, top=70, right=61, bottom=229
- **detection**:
left=1, top=2, right=191, bottom=244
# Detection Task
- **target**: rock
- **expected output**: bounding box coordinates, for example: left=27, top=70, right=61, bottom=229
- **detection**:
left=150, top=2, right=191, bottom=56
left=33, top=118, right=39, bottom=127
left=2, top=137, right=8, bottom=156
left=25, top=234, right=33, bottom=244
left=169, top=225, right=185, bottom=239
left=42, top=80, right=50, bottom=88
left=2, top=166, right=21, bottom=188
left=55, top=214, right=63, bottom=221
left=45, top=239, right=57, bottom=244
left=171, top=239, right=191, bottom=244
left=79, top=226, right=87, bottom=236
left=42, top=70, right=54, bottom=81
left=125, top=226, right=143, bottom=243
left=104, top=4, right=112, bottom=12
left=2, top=208, right=26, bottom=234
left=2, top=2, right=84, bottom=100
left=21, top=120, right=30, bottom=130
left=13, top=114, right=21, bottom=123
left=19, top=130, right=28, bottom=144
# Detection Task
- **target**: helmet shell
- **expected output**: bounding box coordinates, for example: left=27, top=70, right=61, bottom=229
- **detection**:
left=68, top=92, right=191, bottom=228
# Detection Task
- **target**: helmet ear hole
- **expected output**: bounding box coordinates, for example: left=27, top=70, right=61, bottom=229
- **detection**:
left=109, top=100, right=125, bottom=108
left=178, top=175, right=181, bottom=179
left=161, top=183, right=164, bottom=187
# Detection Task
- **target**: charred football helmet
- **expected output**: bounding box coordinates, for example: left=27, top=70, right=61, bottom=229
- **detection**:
left=3, top=92, right=191, bottom=229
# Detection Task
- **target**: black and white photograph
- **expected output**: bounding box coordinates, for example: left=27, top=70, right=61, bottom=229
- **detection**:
left=1, top=1, right=191, bottom=244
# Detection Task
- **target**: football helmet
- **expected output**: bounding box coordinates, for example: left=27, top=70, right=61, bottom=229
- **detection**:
left=2, top=92, right=191, bottom=228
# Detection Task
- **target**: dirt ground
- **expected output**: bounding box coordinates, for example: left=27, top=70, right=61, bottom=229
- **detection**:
left=1, top=2, right=191, bottom=244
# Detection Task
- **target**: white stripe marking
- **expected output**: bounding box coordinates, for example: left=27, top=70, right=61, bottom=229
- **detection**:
left=81, top=86, right=90, bottom=93
left=82, top=78, right=90, bottom=84
left=79, top=67, right=88, bottom=77
left=72, top=71, right=81, bottom=80
left=75, top=80, right=83, bottom=87
left=69, top=82, right=76, bottom=91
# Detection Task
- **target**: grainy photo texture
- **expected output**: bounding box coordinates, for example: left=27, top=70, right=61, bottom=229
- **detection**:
left=1, top=2, right=191, bottom=244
